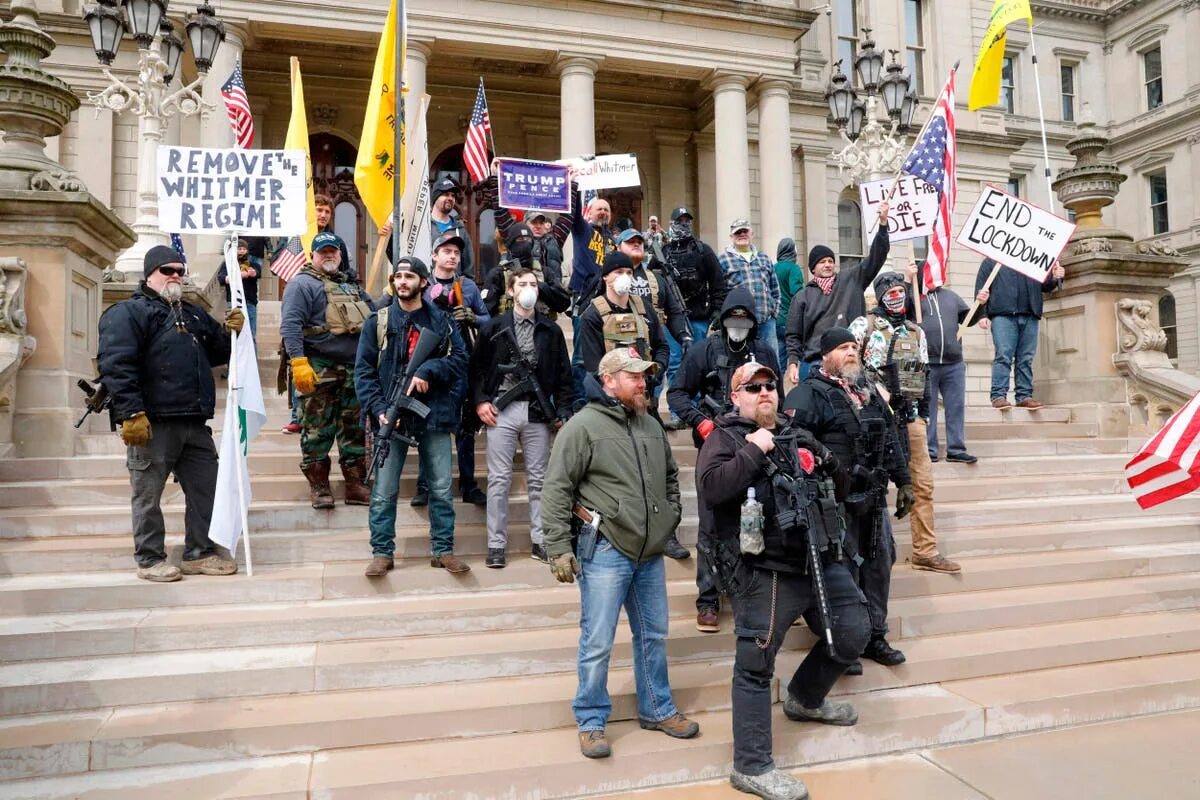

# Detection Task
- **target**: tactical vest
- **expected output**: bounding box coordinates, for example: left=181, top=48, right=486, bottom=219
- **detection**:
left=663, top=238, right=703, bottom=299
left=496, top=258, right=552, bottom=317
left=300, top=267, right=372, bottom=337
left=592, top=294, right=649, bottom=353
left=876, top=317, right=926, bottom=401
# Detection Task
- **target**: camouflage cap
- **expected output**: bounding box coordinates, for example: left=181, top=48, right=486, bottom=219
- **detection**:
left=731, top=359, right=776, bottom=391
left=597, top=346, right=660, bottom=377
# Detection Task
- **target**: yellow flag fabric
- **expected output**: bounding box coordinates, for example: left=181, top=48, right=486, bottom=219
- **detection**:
left=355, top=0, right=405, bottom=227
left=285, top=57, right=319, bottom=254
left=968, top=0, right=1033, bottom=111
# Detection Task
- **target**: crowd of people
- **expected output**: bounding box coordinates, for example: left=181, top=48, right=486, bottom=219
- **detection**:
left=95, top=168, right=1064, bottom=800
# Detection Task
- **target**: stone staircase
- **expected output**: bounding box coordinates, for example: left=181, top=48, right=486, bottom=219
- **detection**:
left=2, top=304, right=1200, bottom=798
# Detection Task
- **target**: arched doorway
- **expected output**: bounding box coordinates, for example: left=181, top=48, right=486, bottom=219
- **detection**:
left=310, top=132, right=368, bottom=275
left=431, top=143, right=496, bottom=281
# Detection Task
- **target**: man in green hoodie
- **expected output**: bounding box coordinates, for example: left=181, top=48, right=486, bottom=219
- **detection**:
left=543, top=346, right=700, bottom=759
left=774, top=237, right=804, bottom=377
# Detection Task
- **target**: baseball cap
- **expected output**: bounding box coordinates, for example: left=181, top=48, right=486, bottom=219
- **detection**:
left=598, top=346, right=660, bottom=377
left=729, top=218, right=751, bottom=233
left=615, top=228, right=645, bottom=245
left=670, top=206, right=693, bottom=221
left=731, top=360, right=777, bottom=391
left=312, top=231, right=344, bottom=252
left=431, top=176, right=459, bottom=198
left=432, top=230, right=465, bottom=252
left=392, top=255, right=429, bottom=280
left=527, top=211, right=549, bottom=224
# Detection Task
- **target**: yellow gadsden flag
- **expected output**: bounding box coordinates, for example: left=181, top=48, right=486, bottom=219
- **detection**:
left=968, top=0, right=1033, bottom=111
left=355, top=0, right=406, bottom=227
left=285, top=56, right=319, bottom=254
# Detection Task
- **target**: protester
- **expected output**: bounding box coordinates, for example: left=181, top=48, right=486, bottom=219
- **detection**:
left=568, top=187, right=614, bottom=300
left=657, top=206, right=726, bottom=345
left=97, top=245, right=241, bottom=582
left=785, top=327, right=914, bottom=670
left=916, top=263, right=980, bottom=464
left=784, top=200, right=890, bottom=383
left=470, top=267, right=574, bottom=567
left=216, top=237, right=261, bottom=337
left=482, top=164, right=574, bottom=288
left=614, top=227, right=692, bottom=387
left=718, top=219, right=781, bottom=358
left=480, top=222, right=571, bottom=318
left=975, top=257, right=1065, bottom=410
left=355, top=255, right=470, bottom=576
left=667, top=288, right=781, bottom=632
left=645, top=214, right=665, bottom=250
left=850, top=272, right=961, bottom=576
left=280, top=232, right=376, bottom=509
left=575, top=251, right=669, bottom=386
left=314, top=194, right=354, bottom=279
left=542, top=347, right=699, bottom=759
left=698, top=361, right=869, bottom=800
left=382, top=177, right=475, bottom=277
left=773, top=237, right=804, bottom=373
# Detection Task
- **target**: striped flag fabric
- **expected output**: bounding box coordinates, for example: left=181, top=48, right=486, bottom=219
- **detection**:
left=1125, top=390, right=1200, bottom=510
left=270, top=236, right=306, bottom=282
left=169, top=232, right=188, bottom=267
left=221, top=60, right=255, bottom=149
left=902, top=69, right=956, bottom=292
left=463, top=78, right=492, bottom=185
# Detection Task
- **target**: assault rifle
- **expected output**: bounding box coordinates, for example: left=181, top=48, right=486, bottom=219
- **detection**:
left=366, top=326, right=445, bottom=482
left=848, top=415, right=891, bottom=559
left=650, top=239, right=694, bottom=351
left=74, top=378, right=111, bottom=429
left=491, top=326, right=555, bottom=421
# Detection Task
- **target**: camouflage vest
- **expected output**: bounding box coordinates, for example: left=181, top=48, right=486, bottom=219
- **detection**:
left=300, top=267, right=372, bottom=337
left=881, top=319, right=927, bottom=401
left=592, top=294, right=650, bottom=353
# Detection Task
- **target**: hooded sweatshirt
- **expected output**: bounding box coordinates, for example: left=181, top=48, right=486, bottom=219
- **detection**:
left=774, top=237, right=804, bottom=330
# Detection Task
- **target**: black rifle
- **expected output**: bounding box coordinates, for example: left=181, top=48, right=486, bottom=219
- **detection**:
left=848, top=416, right=891, bottom=559
left=366, top=326, right=445, bottom=482
left=491, top=325, right=555, bottom=421
left=74, top=378, right=111, bottom=429
left=650, top=239, right=694, bottom=350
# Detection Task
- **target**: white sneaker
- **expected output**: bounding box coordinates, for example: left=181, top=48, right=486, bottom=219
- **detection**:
left=137, top=562, right=182, bottom=582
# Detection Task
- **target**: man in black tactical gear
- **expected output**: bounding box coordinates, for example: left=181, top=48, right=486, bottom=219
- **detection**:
left=480, top=222, right=571, bottom=318
left=658, top=206, right=726, bottom=344
left=668, top=287, right=781, bottom=631
left=785, top=327, right=915, bottom=671
left=698, top=360, right=870, bottom=800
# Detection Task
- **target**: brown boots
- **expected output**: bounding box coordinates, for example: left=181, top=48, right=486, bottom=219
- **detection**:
left=341, top=457, right=372, bottom=505
left=301, top=458, right=335, bottom=509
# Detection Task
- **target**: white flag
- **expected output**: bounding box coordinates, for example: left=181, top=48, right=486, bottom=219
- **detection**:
left=208, top=237, right=267, bottom=561
left=400, top=94, right=432, bottom=265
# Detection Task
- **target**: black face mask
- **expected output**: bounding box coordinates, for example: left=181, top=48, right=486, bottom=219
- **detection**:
left=510, top=240, right=533, bottom=263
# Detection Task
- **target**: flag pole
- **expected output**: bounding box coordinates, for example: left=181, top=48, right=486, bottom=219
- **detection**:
left=480, top=78, right=497, bottom=165
left=225, top=233, right=254, bottom=577
left=883, top=60, right=960, bottom=205
left=391, top=0, right=405, bottom=279
left=1027, top=22, right=1056, bottom=212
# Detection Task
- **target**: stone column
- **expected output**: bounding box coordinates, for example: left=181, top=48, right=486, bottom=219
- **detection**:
left=693, top=132, right=717, bottom=247
left=556, top=55, right=601, bottom=159
left=405, top=39, right=431, bottom=164
left=1186, top=1, right=1200, bottom=93
left=655, top=130, right=689, bottom=218
left=756, top=78, right=796, bottom=254
left=709, top=73, right=751, bottom=234
left=800, top=145, right=831, bottom=255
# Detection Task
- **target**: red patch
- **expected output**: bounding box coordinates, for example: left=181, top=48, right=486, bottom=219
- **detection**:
left=797, top=448, right=815, bottom=474
left=406, top=328, right=420, bottom=358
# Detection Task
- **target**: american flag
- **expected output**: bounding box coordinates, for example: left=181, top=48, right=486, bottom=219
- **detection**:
left=169, top=232, right=187, bottom=267
left=1125, top=390, right=1200, bottom=509
left=221, top=61, right=255, bottom=149
left=902, top=70, right=956, bottom=292
left=270, top=236, right=306, bottom=283
left=463, top=78, right=492, bottom=185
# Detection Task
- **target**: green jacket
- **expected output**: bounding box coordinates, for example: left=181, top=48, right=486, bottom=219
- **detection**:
left=775, top=258, right=805, bottom=330
left=542, top=379, right=682, bottom=563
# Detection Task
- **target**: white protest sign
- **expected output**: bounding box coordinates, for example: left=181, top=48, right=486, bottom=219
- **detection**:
left=859, top=175, right=939, bottom=242
left=955, top=184, right=1076, bottom=282
left=157, top=146, right=308, bottom=235
left=567, top=153, right=640, bottom=191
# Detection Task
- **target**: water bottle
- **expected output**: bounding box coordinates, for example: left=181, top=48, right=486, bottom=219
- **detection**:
left=740, top=487, right=765, bottom=555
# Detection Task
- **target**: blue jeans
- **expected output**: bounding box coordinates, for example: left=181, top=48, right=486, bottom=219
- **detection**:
left=756, top=318, right=778, bottom=359
left=289, top=382, right=300, bottom=425
left=245, top=303, right=258, bottom=338
left=989, top=314, right=1039, bottom=402
left=690, top=319, right=711, bottom=346
left=656, top=329, right=684, bottom=407
left=797, top=359, right=818, bottom=382
left=367, top=429, right=455, bottom=557
left=574, top=539, right=678, bottom=732
left=928, top=361, right=967, bottom=457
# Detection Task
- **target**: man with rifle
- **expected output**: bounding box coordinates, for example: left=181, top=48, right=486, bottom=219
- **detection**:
left=785, top=327, right=915, bottom=672
left=355, top=255, right=469, bottom=577
left=667, top=287, right=780, bottom=632
left=697, top=360, right=869, bottom=800
left=470, top=267, right=574, bottom=568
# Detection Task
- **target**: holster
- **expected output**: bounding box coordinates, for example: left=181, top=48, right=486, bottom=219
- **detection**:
left=699, top=534, right=750, bottom=598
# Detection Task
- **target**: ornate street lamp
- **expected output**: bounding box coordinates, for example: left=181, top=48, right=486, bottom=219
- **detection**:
left=879, top=52, right=909, bottom=118
left=847, top=99, right=866, bottom=142
left=825, top=60, right=854, bottom=125
left=124, top=0, right=166, bottom=46
left=83, top=0, right=125, bottom=66
left=185, top=1, right=225, bottom=74
left=159, top=18, right=184, bottom=85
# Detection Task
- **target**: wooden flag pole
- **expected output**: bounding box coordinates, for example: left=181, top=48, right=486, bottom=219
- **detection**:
left=958, top=262, right=1002, bottom=339
left=909, top=242, right=922, bottom=323
left=367, top=230, right=390, bottom=297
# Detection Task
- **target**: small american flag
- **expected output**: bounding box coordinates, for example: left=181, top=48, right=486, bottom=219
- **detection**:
left=271, top=236, right=306, bottom=283
left=1125, top=390, right=1200, bottom=509
left=902, top=70, right=956, bottom=292
left=221, top=61, right=255, bottom=149
left=463, top=78, right=492, bottom=185
left=169, top=232, right=188, bottom=266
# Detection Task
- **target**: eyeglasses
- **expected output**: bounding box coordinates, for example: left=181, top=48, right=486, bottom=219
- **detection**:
left=157, top=266, right=186, bottom=277
left=738, top=380, right=777, bottom=394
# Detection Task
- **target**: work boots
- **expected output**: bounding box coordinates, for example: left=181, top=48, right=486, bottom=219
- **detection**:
left=341, top=458, right=372, bottom=505
left=301, top=458, right=335, bottom=509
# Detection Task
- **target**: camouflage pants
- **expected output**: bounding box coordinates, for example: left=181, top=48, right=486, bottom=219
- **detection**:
left=298, top=356, right=366, bottom=467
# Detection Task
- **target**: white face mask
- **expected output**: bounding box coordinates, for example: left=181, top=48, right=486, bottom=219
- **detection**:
left=612, top=274, right=633, bottom=296
left=726, top=326, right=750, bottom=342
left=516, top=286, right=538, bottom=310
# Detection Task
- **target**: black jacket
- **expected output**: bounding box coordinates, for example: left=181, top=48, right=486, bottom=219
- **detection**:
left=470, top=311, right=575, bottom=424
left=217, top=255, right=261, bottom=306
left=785, top=226, right=890, bottom=365
left=974, top=257, right=1059, bottom=319
left=577, top=293, right=670, bottom=382
left=98, top=283, right=230, bottom=424
left=658, top=236, right=726, bottom=321
left=919, top=286, right=975, bottom=364
left=480, top=260, right=572, bottom=318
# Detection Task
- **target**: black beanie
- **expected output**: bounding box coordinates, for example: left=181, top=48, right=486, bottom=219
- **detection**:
left=808, top=245, right=835, bottom=272
left=144, top=245, right=182, bottom=277
left=601, top=251, right=634, bottom=276
left=820, top=326, right=856, bottom=355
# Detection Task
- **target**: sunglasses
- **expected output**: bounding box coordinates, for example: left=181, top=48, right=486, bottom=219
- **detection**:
left=157, top=266, right=187, bottom=277
left=738, top=380, right=777, bottom=394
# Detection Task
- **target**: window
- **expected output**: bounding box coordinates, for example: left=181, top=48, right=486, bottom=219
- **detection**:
left=837, top=198, right=864, bottom=270
left=1000, top=56, right=1016, bottom=113
left=836, top=0, right=859, bottom=79
left=1149, top=171, right=1169, bottom=234
left=1159, top=293, right=1177, bottom=361
left=1060, top=64, right=1076, bottom=122
left=1144, top=47, right=1163, bottom=110
left=1007, top=176, right=1021, bottom=198
left=905, top=0, right=925, bottom=95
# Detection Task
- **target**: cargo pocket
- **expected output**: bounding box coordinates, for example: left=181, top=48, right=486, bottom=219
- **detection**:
left=126, top=447, right=151, bottom=472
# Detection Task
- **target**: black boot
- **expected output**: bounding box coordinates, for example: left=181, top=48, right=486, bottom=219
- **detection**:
left=862, top=636, right=906, bottom=666
left=663, top=535, right=690, bottom=560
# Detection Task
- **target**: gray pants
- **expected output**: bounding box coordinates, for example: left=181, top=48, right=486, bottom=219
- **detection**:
left=127, top=418, right=220, bottom=568
left=485, top=401, right=552, bottom=549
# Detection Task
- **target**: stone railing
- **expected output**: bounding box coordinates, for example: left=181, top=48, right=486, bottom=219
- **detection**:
left=0, top=256, right=36, bottom=409
left=1112, top=297, right=1200, bottom=431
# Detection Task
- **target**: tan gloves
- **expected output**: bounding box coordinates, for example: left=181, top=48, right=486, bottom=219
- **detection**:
left=224, top=308, right=245, bottom=334
left=120, top=411, right=152, bottom=447
left=551, top=552, right=580, bottom=584
left=290, top=357, right=317, bottom=394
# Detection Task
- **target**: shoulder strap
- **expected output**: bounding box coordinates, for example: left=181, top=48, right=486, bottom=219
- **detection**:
left=376, top=307, right=389, bottom=353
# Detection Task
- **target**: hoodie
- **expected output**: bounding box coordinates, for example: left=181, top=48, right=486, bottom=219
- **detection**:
left=774, top=237, right=805, bottom=330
